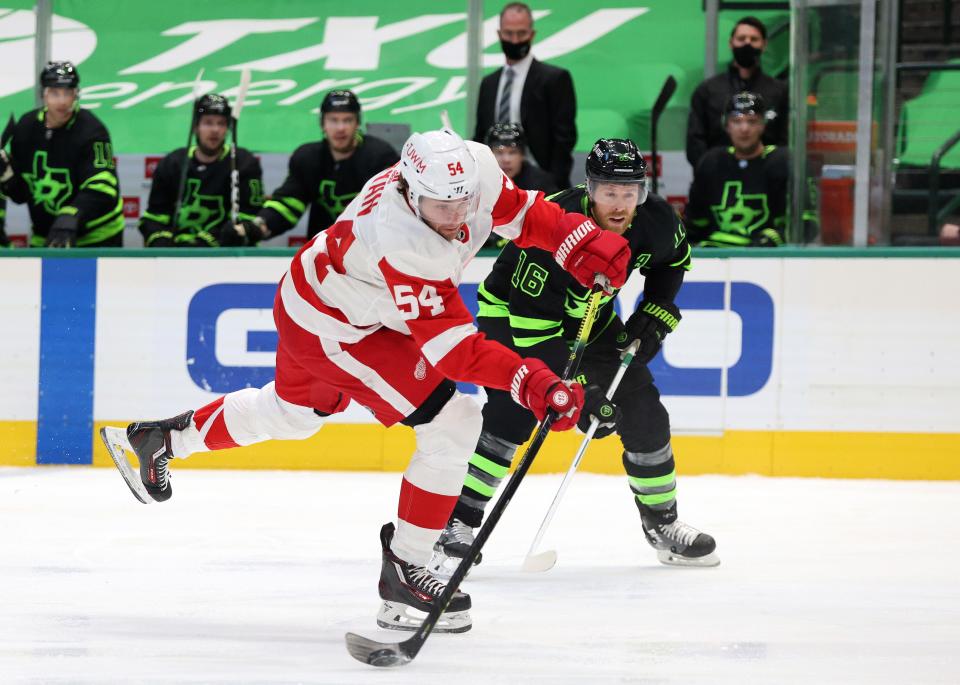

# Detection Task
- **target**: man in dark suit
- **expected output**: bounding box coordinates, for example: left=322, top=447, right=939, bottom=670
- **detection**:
left=473, top=2, right=577, bottom=189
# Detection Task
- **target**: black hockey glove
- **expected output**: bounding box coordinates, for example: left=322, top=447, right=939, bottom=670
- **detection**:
left=576, top=383, right=621, bottom=439
left=47, top=214, right=79, bottom=248
left=0, top=225, right=10, bottom=248
left=620, top=300, right=681, bottom=365
left=750, top=228, right=783, bottom=247
left=220, top=217, right=270, bottom=246
left=0, top=149, right=12, bottom=183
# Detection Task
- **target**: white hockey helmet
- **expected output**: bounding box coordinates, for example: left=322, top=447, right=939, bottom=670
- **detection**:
left=399, top=128, right=480, bottom=232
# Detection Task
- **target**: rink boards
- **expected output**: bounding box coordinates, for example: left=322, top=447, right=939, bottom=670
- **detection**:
left=1, top=249, right=959, bottom=479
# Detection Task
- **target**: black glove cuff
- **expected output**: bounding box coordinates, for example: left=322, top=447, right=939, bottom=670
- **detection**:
left=640, top=301, right=681, bottom=333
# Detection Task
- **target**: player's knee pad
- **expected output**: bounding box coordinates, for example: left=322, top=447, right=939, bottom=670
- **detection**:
left=405, top=391, right=482, bottom=495
left=617, top=383, right=672, bottom=454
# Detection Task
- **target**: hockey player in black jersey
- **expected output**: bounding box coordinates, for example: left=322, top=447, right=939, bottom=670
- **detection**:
left=139, top=94, right=264, bottom=247
left=486, top=123, right=559, bottom=196
left=0, top=62, right=123, bottom=248
left=0, top=191, right=8, bottom=247
left=685, top=91, right=789, bottom=248
left=233, top=90, right=399, bottom=243
left=431, top=138, right=719, bottom=576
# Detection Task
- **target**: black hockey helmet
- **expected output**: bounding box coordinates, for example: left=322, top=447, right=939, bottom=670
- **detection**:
left=320, top=89, right=361, bottom=123
left=723, top=91, right=773, bottom=125
left=585, top=138, right=648, bottom=204
left=485, top=122, right=526, bottom=149
left=40, top=61, right=79, bottom=89
left=194, top=93, right=232, bottom=122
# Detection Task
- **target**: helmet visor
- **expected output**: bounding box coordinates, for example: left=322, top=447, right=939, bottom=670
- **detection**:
left=419, top=193, right=480, bottom=236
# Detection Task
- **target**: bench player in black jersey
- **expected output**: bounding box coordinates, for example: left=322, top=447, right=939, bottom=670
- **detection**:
left=430, top=138, right=719, bottom=576
left=685, top=91, right=789, bottom=248
left=232, top=90, right=400, bottom=244
left=0, top=61, right=123, bottom=248
left=139, top=94, right=264, bottom=247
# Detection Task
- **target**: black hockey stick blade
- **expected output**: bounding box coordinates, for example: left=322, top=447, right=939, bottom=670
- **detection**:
left=1, top=113, right=15, bottom=149
left=651, top=75, right=677, bottom=120
left=344, top=632, right=415, bottom=668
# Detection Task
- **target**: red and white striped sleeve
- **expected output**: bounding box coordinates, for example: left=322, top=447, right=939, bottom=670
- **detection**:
left=487, top=168, right=591, bottom=252
left=378, top=256, right=522, bottom=391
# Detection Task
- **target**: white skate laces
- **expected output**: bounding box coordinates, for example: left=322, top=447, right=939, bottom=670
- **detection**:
left=406, top=564, right=446, bottom=596
left=660, top=520, right=700, bottom=547
left=446, top=520, right=475, bottom=546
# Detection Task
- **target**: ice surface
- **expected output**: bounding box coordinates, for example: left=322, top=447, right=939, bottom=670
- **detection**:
left=1, top=468, right=958, bottom=684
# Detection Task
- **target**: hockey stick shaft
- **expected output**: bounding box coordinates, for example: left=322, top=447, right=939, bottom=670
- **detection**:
left=1, top=113, right=15, bottom=149
left=649, top=75, right=676, bottom=195
left=347, top=280, right=606, bottom=666
left=522, top=339, right=641, bottom=568
left=411, top=281, right=604, bottom=649
left=172, top=69, right=205, bottom=230
left=230, top=69, right=252, bottom=226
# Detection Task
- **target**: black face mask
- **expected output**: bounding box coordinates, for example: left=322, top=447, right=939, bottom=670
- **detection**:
left=500, top=39, right=531, bottom=61
left=732, top=43, right=761, bottom=69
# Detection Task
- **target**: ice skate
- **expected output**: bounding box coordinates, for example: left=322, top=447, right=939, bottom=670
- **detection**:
left=427, top=518, right=482, bottom=582
left=99, top=411, right=193, bottom=504
left=639, top=504, right=720, bottom=567
left=377, top=522, right=472, bottom=633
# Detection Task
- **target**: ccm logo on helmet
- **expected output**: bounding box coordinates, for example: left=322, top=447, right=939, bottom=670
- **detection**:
left=403, top=142, right=427, bottom=174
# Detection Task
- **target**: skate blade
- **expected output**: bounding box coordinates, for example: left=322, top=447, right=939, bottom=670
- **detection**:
left=99, top=427, right=154, bottom=505
left=521, top=549, right=557, bottom=573
left=657, top=549, right=721, bottom=567
left=376, top=601, right=472, bottom=634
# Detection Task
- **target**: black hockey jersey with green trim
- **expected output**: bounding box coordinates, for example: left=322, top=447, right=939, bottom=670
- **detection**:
left=139, top=145, right=263, bottom=246
left=478, top=186, right=691, bottom=371
left=0, top=191, right=8, bottom=247
left=684, top=145, right=789, bottom=247
left=260, top=133, right=398, bottom=238
left=1, top=107, right=122, bottom=246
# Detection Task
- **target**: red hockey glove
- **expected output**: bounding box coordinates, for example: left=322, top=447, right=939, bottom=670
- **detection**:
left=510, top=358, right=585, bottom=431
left=552, top=214, right=631, bottom=292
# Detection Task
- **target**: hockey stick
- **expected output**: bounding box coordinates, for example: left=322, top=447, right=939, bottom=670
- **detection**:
left=1, top=113, right=15, bottom=149
left=230, top=68, right=252, bottom=226
left=439, top=109, right=453, bottom=131
left=172, top=69, right=205, bottom=230
left=649, top=75, right=677, bottom=195
left=345, top=278, right=608, bottom=668
left=521, top=338, right=641, bottom=572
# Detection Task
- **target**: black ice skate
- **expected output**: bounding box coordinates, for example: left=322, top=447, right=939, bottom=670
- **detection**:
left=99, top=411, right=193, bottom=504
left=638, top=503, right=720, bottom=567
left=427, top=518, right=482, bottom=582
left=377, top=522, right=472, bottom=633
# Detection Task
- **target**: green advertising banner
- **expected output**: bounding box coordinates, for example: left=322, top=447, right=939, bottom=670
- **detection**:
left=0, top=1, right=787, bottom=155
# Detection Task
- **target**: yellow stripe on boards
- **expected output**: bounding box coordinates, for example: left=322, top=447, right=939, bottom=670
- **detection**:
left=0, top=421, right=38, bottom=466
left=0, top=422, right=953, bottom=481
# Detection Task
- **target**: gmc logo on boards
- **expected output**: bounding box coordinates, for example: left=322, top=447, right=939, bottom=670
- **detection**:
left=184, top=281, right=774, bottom=397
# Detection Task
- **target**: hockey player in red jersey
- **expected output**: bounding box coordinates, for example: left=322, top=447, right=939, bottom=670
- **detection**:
left=101, top=128, right=630, bottom=633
